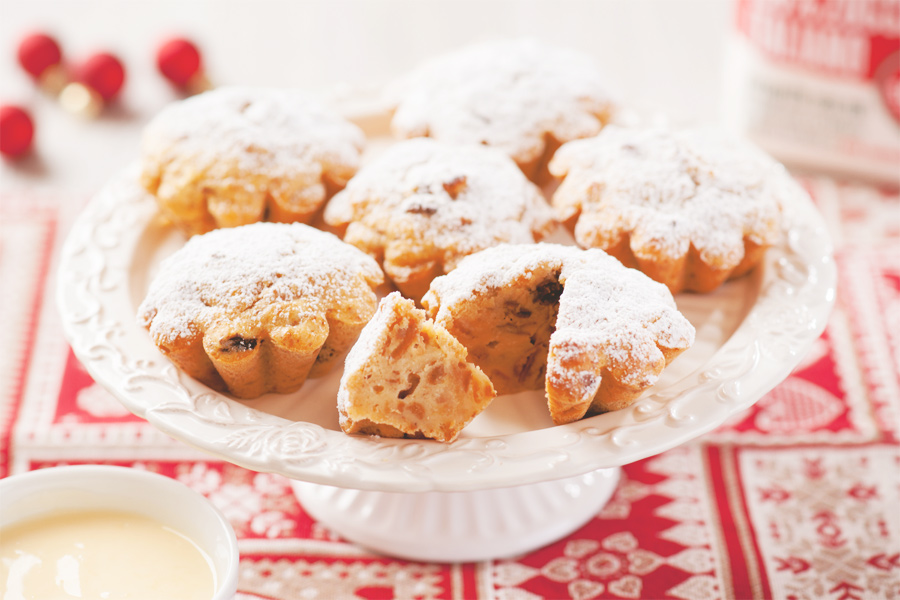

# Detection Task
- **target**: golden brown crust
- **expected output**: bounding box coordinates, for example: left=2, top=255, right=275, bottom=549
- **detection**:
left=141, top=87, right=365, bottom=237
left=324, top=138, right=555, bottom=300
left=544, top=337, right=688, bottom=423
left=138, top=223, right=384, bottom=399
left=549, top=126, right=787, bottom=294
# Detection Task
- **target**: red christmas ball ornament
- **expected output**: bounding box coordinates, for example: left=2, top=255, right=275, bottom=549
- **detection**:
left=73, top=52, right=126, bottom=102
left=17, top=32, right=67, bottom=93
left=156, top=37, right=203, bottom=87
left=17, top=32, right=62, bottom=79
left=0, top=105, right=35, bottom=158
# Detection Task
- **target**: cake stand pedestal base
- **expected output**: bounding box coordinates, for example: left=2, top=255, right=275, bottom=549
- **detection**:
left=290, top=466, right=621, bottom=563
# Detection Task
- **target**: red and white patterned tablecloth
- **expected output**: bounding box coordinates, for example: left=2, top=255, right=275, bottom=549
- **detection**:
left=1, top=177, right=898, bottom=600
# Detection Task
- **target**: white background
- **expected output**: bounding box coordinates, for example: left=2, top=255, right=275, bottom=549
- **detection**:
left=0, top=0, right=732, bottom=196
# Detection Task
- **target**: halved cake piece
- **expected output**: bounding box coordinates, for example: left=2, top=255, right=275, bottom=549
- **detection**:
left=420, top=245, right=568, bottom=396
left=338, top=292, right=496, bottom=442
left=423, top=243, right=695, bottom=425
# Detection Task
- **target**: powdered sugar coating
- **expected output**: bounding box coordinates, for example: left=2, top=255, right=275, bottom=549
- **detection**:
left=143, top=86, right=365, bottom=185
left=141, top=87, right=366, bottom=234
left=324, top=138, right=555, bottom=296
left=550, top=125, right=788, bottom=270
left=552, top=250, right=694, bottom=389
left=389, top=39, right=617, bottom=169
left=424, top=243, right=577, bottom=312
left=138, top=222, right=383, bottom=345
left=424, top=243, right=695, bottom=409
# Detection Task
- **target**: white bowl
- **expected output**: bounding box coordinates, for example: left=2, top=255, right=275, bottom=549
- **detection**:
left=0, top=465, right=239, bottom=599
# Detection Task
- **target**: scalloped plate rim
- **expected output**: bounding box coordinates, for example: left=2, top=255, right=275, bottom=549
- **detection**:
left=56, top=114, right=837, bottom=493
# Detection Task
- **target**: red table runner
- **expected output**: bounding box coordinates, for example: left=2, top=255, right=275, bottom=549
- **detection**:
left=2, top=177, right=898, bottom=599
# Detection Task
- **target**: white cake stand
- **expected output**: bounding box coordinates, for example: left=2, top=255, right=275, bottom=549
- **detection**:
left=57, top=111, right=836, bottom=562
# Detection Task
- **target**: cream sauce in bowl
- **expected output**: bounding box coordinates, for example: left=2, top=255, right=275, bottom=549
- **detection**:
left=0, top=466, right=238, bottom=600
left=1, top=509, right=216, bottom=600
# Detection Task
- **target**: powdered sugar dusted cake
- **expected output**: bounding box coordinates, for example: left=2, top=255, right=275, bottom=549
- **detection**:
left=547, top=248, right=695, bottom=423
left=388, top=39, right=618, bottom=182
left=338, top=292, right=495, bottom=442
left=324, top=138, right=555, bottom=300
left=550, top=125, right=790, bottom=293
left=422, top=243, right=695, bottom=425
left=138, top=222, right=384, bottom=399
left=141, top=87, right=366, bottom=236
